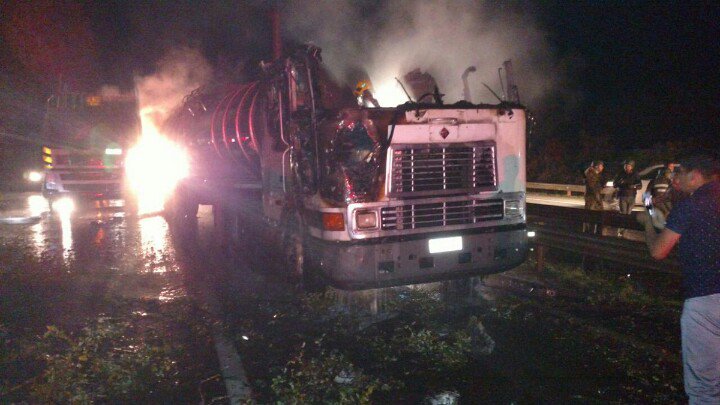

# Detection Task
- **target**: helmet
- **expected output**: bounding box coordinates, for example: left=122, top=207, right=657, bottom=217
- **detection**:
left=623, top=160, right=635, bottom=167
left=354, top=80, right=371, bottom=97
left=592, top=160, right=604, bottom=167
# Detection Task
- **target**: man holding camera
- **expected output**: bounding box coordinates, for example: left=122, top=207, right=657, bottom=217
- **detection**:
left=638, top=156, right=720, bottom=404
left=648, top=162, right=679, bottom=216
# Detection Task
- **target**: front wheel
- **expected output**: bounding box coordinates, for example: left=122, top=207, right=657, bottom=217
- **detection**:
left=282, top=215, right=326, bottom=293
left=165, top=186, right=198, bottom=223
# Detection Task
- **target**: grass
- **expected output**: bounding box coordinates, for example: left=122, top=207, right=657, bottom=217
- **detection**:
left=223, top=258, right=686, bottom=403
left=225, top=287, right=486, bottom=403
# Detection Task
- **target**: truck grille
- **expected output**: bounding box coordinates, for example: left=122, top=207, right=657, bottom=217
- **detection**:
left=380, top=199, right=503, bottom=230
left=389, top=143, right=496, bottom=197
left=62, top=183, right=122, bottom=194
left=59, top=171, right=122, bottom=181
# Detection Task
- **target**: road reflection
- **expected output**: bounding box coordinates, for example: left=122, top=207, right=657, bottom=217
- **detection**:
left=6, top=194, right=177, bottom=275
left=139, top=215, right=176, bottom=273
left=60, top=215, right=73, bottom=261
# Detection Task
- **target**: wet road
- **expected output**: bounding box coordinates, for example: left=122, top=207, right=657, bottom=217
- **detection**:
left=1, top=192, right=184, bottom=299
left=0, top=190, right=629, bottom=308
left=0, top=192, right=237, bottom=402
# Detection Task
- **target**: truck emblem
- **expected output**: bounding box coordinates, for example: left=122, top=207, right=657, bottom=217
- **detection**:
left=440, top=127, right=450, bottom=139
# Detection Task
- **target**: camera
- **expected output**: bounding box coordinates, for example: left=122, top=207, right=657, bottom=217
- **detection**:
left=643, top=191, right=654, bottom=216
left=643, top=191, right=666, bottom=231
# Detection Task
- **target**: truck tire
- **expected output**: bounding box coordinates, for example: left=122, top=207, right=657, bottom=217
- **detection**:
left=166, top=186, right=198, bottom=223
left=302, top=251, right=326, bottom=294
left=214, top=203, right=245, bottom=254
left=178, top=196, right=199, bottom=221
left=282, top=213, right=326, bottom=293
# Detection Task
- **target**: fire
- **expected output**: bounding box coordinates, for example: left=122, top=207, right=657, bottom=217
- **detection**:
left=371, top=77, right=411, bottom=107
left=125, top=120, right=189, bottom=215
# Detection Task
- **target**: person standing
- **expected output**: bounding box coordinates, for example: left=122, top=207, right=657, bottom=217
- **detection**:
left=649, top=162, right=678, bottom=216
left=638, top=156, right=720, bottom=404
left=613, top=160, right=641, bottom=214
left=584, top=160, right=605, bottom=210
left=583, top=160, right=605, bottom=234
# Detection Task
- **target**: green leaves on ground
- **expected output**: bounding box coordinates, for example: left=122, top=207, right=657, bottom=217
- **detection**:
left=30, top=319, right=177, bottom=403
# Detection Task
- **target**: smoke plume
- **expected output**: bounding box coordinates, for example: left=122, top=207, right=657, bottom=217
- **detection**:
left=283, top=0, right=557, bottom=107
left=134, top=47, right=212, bottom=134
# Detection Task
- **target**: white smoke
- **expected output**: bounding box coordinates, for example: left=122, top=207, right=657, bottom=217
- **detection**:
left=134, top=47, right=213, bottom=133
left=283, top=0, right=556, bottom=107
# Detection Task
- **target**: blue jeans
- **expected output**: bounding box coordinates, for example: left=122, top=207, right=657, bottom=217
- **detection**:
left=682, top=293, right=720, bottom=404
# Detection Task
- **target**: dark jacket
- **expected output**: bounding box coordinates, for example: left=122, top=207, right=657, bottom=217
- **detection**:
left=584, top=166, right=604, bottom=210
left=613, top=170, right=641, bottom=198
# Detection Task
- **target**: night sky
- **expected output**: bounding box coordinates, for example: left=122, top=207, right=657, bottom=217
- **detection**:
left=533, top=1, right=719, bottom=147
left=0, top=0, right=718, bottom=181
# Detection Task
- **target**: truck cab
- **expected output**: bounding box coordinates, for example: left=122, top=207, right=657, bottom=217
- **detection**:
left=41, top=146, right=126, bottom=210
left=40, top=87, right=139, bottom=212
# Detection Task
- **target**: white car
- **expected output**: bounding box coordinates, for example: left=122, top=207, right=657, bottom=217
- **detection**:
left=601, top=164, right=667, bottom=211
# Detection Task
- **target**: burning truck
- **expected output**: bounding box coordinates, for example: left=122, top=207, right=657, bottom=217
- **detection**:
left=160, top=46, right=529, bottom=290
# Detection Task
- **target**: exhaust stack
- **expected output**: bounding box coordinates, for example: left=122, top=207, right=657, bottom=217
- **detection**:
left=503, top=60, right=520, bottom=103
left=270, top=7, right=282, bottom=60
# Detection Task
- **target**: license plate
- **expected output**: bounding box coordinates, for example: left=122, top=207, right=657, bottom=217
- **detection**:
left=428, top=236, right=462, bottom=254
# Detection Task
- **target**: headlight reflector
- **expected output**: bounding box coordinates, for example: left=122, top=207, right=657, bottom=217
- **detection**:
left=504, top=200, right=524, bottom=218
left=355, top=210, right=378, bottom=230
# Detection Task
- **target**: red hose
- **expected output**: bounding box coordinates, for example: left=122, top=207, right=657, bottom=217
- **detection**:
left=233, top=82, right=260, bottom=171
left=247, top=85, right=261, bottom=154
left=210, top=86, right=240, bottom=158
left=221, top=85, right=249, bottom=162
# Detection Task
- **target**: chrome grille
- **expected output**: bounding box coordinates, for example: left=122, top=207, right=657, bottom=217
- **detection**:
left=381, top=199, right=503, bottom=230
left=389, top=143, right=496, bottom=197
left=62, top=183, right=122, bottom=193
left=59, top=171, right=121, bottom=181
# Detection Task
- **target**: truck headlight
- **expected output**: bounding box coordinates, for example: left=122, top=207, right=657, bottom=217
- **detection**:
left=28, top=171, right=43, bottom=182
left=54, top=197, right=75, bottom=216
left=355, top=210, right=378, bottom=230
left=504, top=200, right=524, bottom=218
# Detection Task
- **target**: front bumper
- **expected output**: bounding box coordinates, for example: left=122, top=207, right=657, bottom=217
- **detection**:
left=43, top=188, right=123, bottom=201
left=309, top=224, right=528, bottom=290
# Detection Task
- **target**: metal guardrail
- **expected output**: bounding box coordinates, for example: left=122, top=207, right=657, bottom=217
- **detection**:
left=527, top=203, right=680, bottom=273
left=527, top=182, right=585, bottom=196
left=528, top=203, right=641, bottom=230
left=530, top=225, right=680, bottom=274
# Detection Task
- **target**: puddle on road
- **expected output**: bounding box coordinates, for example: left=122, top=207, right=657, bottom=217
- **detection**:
left=137, top=215, right=178, bottom=274
left=3, top=195, right=186, bottom=305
